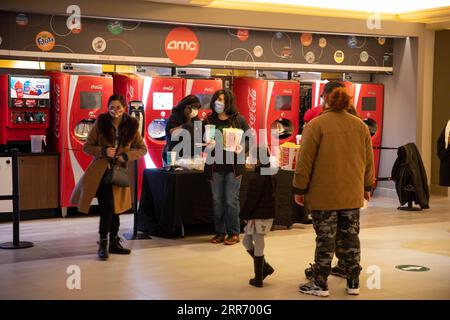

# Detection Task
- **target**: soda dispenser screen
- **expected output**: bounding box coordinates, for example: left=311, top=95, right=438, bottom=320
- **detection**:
left=362, top=97, right=376, bottom=111
left=196, top=94, right=213, bottom=110
left=153, top=92, right=173, bottom=111
left=80, top=91, right=102, bottom=109
left=10, top=76, right=50, bottom=99
left=275, top=95, right=292, bottom=111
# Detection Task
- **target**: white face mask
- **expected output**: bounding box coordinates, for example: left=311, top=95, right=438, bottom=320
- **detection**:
left=214, top=101, right=225, bottom=114
left=109, top=103, right=124, bottom=118
left=190, top=109, right=199, bottom=118
left=109, top=110, right=123, bottom=118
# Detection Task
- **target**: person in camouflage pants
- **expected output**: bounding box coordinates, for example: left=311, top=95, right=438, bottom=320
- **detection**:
left=310, top=209, right=362, bottom=287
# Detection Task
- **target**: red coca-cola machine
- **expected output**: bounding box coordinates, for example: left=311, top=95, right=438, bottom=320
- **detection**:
left=113, top=74, right=185, bottom=169
left=0, top=75, right=50, bottom=150
left=47, top=71, right=113, bottom=214
left=183, top=78, right=223, bottom=120
left=233, top=77, right=299, bottom=147
left=310, top=80, right=327, bottom=110
left=350, top=82, right=384, bottom=181
left=310, top=80, right=354, bottom=109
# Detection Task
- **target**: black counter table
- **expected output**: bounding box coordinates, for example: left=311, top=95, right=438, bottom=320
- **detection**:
left=137, top=168, right=305, bottom=237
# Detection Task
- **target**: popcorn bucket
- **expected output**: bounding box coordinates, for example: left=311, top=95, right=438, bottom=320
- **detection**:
left=223, top=128, right=244, bottom=152
left=280, top=142, right=299, bottom=170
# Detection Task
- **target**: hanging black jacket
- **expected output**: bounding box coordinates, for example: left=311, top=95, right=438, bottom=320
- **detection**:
left=391, top=143, right=430, bottom=209
left=437, top=128, right=450, bottom=186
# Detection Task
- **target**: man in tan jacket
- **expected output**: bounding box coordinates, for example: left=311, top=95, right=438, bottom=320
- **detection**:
left=293, top=83, right=374, bottom=297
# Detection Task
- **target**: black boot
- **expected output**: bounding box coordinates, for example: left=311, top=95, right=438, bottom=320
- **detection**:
left=249, top=255, right=264, bottom=288
left=109, top=236, right=131, bottom=254
left=98, top=238, right=109, bottom=260
left=247, top=250, right=274, bottom=279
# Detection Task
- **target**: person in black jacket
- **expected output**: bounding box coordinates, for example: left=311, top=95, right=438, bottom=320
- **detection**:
left=204, top=89, right=250, bottom=245
left=437, top=120, right=450, bottom=186
left=162, top=95, right=201, bottom=165
left=240, top=146, right=276, bottom=288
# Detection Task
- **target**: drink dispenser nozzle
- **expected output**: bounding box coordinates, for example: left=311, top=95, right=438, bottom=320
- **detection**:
left=128, top=100, right=145, bottom=137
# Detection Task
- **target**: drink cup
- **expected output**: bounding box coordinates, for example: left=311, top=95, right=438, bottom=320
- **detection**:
left=167, top=151, right=176, bottom=166
left=30, top=135, right=46, bottom=153
left=205, top=124, right=216, bottom=143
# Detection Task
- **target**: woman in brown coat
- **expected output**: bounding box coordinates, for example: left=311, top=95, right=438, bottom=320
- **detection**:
left=71, top=94, right=147, bottom=260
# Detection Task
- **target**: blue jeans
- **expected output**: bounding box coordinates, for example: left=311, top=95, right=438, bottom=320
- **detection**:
left=210, top=171, right=242, bottom=235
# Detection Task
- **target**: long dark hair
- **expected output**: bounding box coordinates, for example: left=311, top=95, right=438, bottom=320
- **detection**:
left=209, top=89, right=238, bottom=117
left=108, top=94, right=127, bottom=109
left=173, top=95, right=201, bottom=114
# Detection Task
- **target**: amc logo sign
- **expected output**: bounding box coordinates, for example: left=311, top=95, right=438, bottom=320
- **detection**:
left=165, top=27, right=199, bottom=66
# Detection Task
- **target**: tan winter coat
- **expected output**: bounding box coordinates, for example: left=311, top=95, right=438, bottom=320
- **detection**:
left=70, top=113, right=147, bottom=214
left=293, top=109, right=374, bottom=211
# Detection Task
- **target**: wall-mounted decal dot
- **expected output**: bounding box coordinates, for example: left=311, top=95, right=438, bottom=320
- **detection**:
left=35, top=31, right=55, bottom=51
left=319, top=37, right=327, bottom=48
left=253, top=45, right=263, bottom=57
left=16, top=13, right=28, bottom=26
left=107, top=21, right=123, bottom=35
left=71, top=26, right=82, bottom=34
left=300, top=33, right=313, bottom=47
left=275, top=32, right=283, bottom=39
left=305, top=51, right=315, bottom=63
left=237, top=29, right=249, bottom=41
left=378, top=37, right=386, bottom=45
left=92, top=37, right=106, bottom=53
left=281, top=46, right=292, bottom=59
left=334, top=50, right=344, bottom=64
left=347, top=36, right=358, bottom=48
left=360, top=51, right=369, bottom=62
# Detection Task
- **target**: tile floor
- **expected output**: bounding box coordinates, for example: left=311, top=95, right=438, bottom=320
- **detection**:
left=0, top=195, right=449, bottom=300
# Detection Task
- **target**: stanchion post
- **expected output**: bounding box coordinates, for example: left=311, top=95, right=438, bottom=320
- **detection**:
left=0, top=149, right=34, bottom=249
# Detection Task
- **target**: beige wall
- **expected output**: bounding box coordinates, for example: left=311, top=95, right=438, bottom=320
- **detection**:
left=431, top=30, right=450, bottom=193
left=374, top=38, right=418, bottom=190
left=0, top=0, right=437, bottom=187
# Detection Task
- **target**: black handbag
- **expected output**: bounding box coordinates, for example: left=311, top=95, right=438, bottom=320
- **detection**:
left=103, top=136, right=130, bottom=187
left=104, top=163, right=130, bottom=187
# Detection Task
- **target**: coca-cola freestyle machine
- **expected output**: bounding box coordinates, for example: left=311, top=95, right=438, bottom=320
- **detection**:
left=184, top=78, right=223, bottom=120
left=233, top=77, right=299, bottom=147
left=310, top=80, right=384, bottom=184
left=350, top=82, right=384, bottom=180
left=47, top=72, right=113, bottom=215
left=113, top=74, right=185, bottom=170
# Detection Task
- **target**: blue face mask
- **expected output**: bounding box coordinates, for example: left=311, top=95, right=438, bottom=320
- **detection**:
left=214, top=101, right=225, bottom=114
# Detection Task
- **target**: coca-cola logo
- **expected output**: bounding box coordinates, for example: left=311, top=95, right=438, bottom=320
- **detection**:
left=90, top=84, right=103, bottom=90
left=204, top=87, right=214, bottom=93
left=164, top=27, right=199, bottom=66
left=247, top=88, right=257, bottom=128
left=53, top=82, right=61, bottom=139
left=126, top=83, right=134, bottom=103
left=163, top=86, right=174, bottom=91
left=283, top=89, right=292, bottom=94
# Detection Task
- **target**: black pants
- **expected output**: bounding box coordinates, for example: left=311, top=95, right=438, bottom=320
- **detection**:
left=96, top=181, right=120, bottom=239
